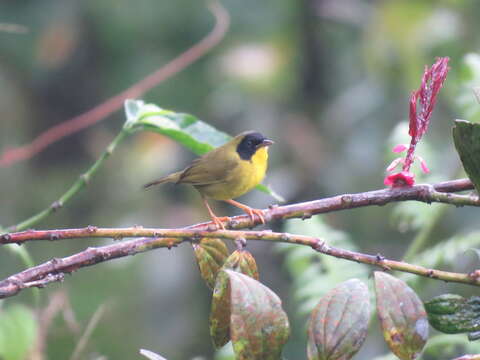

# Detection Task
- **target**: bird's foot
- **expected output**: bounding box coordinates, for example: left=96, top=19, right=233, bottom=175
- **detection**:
left=224, top=199, right=266, bottom=225
left=244, top=207, right=266, bottom=224
left=210, top=216, right=229, bottom=230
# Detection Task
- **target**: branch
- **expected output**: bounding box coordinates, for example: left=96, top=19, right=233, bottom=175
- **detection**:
left=0, top=0, right=229, bottom=167
left=2, top=178, right=476, bottom=239
left=0, top=226, right=478, bottom=299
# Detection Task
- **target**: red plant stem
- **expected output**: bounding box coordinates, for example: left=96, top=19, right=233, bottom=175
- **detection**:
left=403, top=140, right=417, bottom=171
left=0, top=1, right=230, bottom=167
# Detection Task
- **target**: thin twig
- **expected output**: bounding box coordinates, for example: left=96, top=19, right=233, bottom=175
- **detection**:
left=0, top=0, right=230, bottom=168
left=0, top=226, right=479, bottom=299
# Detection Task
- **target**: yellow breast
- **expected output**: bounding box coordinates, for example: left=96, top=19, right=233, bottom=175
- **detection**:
left=200, top=147, right=269, bottom=200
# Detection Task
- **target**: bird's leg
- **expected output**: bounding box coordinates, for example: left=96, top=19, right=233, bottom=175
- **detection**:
left=202, top=197, right=228, bottom=230
left=224, top=199, right=266, bottom=224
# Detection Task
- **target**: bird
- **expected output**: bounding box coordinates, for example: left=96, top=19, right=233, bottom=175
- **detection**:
left=144, top=131, right=273, bottom=229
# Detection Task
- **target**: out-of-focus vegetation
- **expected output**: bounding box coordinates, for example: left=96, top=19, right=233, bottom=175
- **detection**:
left=1, top=1, right=480, bottom=359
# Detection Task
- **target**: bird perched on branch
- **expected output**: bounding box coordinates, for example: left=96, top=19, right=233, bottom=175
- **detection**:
left=144, top=131, right=273, bottom=229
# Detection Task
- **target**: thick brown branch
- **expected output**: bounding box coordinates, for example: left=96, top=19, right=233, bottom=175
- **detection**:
left=0, top=227, right=478, bottom=299
left=0, top=237, right=182, bottom=298
left=1, top=178, right=476, bottom=246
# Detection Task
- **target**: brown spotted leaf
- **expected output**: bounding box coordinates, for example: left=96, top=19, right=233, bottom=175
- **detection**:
left=226, top=270, right=290, bottom=359
left=210, top=250, right=260, bottom=348
left=210, top=270, right=232, bottom=348
left=223, top=249, right=259, bottom=280
left=193, top=238, right=229, bottom=289
left=375, top=272, right=429, bottom=360
left=307, top=279, right=370, bottom=360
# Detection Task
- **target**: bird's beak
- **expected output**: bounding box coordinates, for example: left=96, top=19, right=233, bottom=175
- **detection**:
left=257, top=138, right=274, bottom=148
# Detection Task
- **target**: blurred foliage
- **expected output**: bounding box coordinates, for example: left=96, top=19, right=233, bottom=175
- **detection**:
left=277, top=218, right=369, bottom=317
left=0, top=305, right=37, bottom=360
left=456, top=53, right=480, bottom=123
left=2, top=0, right=480, bottom=358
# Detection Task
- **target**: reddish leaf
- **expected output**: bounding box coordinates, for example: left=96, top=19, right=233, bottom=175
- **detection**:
left=307, top=279, right=370, bottom=360
left=193, top=238, right=229, bottom=289
left=385, top=57, right=450, bottom=187
left=223, top=249, right=259, bottom=280
left=227, top=270, right=290, bottom=359
left=375, top=272, right=429, bottom=360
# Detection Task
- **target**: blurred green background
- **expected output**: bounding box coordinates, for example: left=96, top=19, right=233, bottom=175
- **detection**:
left=1, top=0, right=480, bottom=359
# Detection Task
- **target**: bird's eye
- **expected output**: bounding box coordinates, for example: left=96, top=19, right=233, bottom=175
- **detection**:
left=247, top=140, right=253, bottom=147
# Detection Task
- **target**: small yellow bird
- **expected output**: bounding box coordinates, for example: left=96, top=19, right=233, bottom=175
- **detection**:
left=144, top=131, right=273, bottom=229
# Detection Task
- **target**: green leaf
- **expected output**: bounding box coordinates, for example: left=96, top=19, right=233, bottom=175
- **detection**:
left=193, top=238, right=230, bottom=290
left=374, top=272, right=429, bottom=360
left=226, top=270, right=290, bottom=359
left=307, top=279, right=370, bottom=360
left=0, top=305, right=38, bottom=360
left=223, top=249, right=259, bottom=281
left=425, top=294, right=480, bottom=334
left=453, top=119, right=480, bottom=192
left=124, top=99, right=284, bottom=201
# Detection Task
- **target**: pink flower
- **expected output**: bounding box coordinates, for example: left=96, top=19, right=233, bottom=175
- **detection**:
left=384, top=171, right=415, bottom=187
left=392, top=144, right=408, bottom=153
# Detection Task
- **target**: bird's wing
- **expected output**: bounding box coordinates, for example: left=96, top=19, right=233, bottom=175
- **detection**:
left=178, top=149, right=239, bottom=186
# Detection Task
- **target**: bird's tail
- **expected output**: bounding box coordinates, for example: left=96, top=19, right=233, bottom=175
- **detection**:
left=143, top=172, right=181, bottom=189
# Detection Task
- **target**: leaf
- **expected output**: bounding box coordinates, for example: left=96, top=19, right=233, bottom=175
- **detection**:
left=374, top=272, right=429, bottom=360
left=452, top=119, right=480, bottom=192
left=139, top=349, right=168, bottom=360
left=124, top=99, right=284, bottom=201
left=211, top=271, right=232, bottom=348
left=193, top=238, right=230, bottom=290
left=226, top=270, right=290, bottom=359
left=0, top=305, right=38, bottom=360
left=424, top=294, right=480, bottom=334
left=223, top=249, right=259, bottom=281
left=210, top=250, right=260, bottom=348
left=307, top=279, right=370, bottom=360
